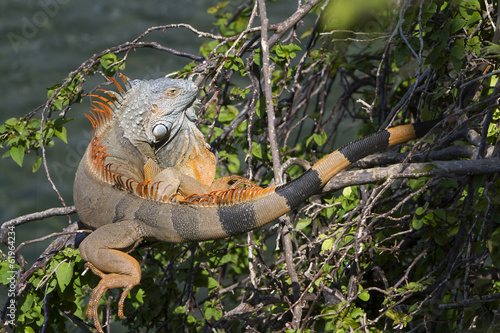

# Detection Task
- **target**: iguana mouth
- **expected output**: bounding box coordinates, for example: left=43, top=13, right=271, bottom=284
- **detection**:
left=153, top=136, right=169, bottom=151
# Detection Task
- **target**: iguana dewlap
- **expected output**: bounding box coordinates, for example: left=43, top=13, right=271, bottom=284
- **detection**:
left=73, top=75, right=437, bottom=332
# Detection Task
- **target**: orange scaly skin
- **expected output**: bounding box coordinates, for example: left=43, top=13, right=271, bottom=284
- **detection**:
left=74, top=75, right=438, bottom=332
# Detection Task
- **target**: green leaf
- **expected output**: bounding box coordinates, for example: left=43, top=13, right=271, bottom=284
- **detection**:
left=207, top=1, right=229, bottom=14
left=448, top=18, right=466, bottom=34
left=342, top=186, right=355, bottom=198
left=296, top=218, right=312, bottom=230
left=54, top=126, right=68, bottom=144
left=412, top=218, right=424, bottom=230
left=358, top=290, right=370, bottom=301
left=313, top=132, right=327, bottom=146
left=224, top=54, right=245, bottom=72
left=306, top=132, right=327, bottom=147
left=273, top=43, right=302, bottom=61
left=27, top=118, right=41, bottom=130
left=207, top=277, right=219, bottom=289
left=100, top=53, right=118, bottom=69
left=219, top=105, right=238, bottom=123
left=32, top=156, right=42, bottom=173
left=227, top=155, right=240, bottom=173
left=253, top=48, right=262, bottom=66
left=0, top=262, right=19, bottom=284
left=252, top=142, right=263, bottom=159
left=99, top=53, right=125, bottom=76
left=10, top=146, right=25, bottom=167
left=56, top=261, right=73, bottom=292
left=135, top=288, right=145, bottom=303
left=421, top=163, right=438, bottom=173
left=415, top=206, right=427, bottom=216
left=20, top=293, right=35, bottom=314
left=4, top=118, right=19, bottom=127
left=321, top=237, right=334, bottom=252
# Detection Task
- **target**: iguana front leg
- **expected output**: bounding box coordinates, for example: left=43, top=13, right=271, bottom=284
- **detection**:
left=144, top=158, right=211, bottom=199
left=145, top=158, right=255, bottom=197
left=79, top=221, right=143, bottom=333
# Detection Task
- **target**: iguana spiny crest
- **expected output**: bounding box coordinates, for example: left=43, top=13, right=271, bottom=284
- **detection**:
left=84, top=74, right=215, bottom=202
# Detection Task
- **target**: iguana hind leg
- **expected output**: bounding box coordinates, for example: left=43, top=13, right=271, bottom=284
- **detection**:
left=79, top=220, right=143, bottom=333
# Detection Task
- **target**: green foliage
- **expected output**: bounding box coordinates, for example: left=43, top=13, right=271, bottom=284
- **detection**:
left=46, top=72, right=85, bottom=112
left=208, top=2, right=249, bottom=37
left=0, top=248, right=94, bottom=332
left=0, top=116, right=72, bottom=171
left=271, top=43, right=302, bottom=68
left=98, top=53, right=126, bottom=77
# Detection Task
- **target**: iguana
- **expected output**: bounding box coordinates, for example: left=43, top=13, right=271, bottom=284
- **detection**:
left=74, top=75, right=438, bottom=332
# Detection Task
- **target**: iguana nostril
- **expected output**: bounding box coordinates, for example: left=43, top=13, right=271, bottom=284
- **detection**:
left=153, top=124, right=168, bottom=140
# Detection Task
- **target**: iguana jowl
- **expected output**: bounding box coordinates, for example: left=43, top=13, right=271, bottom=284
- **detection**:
left=74, top=75, right=437, bottom=332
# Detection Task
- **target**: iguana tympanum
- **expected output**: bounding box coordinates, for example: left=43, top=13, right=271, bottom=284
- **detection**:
left=74, top=75, right=437, bottom=332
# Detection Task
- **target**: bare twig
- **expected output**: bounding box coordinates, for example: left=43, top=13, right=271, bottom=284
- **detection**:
left=1, top=206, right=76, bottom=244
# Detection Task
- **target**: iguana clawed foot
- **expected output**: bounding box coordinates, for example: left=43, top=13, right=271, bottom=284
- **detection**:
left=79, top=221, right=143, bottom=332
left=85, top=263, right=138, bottom=332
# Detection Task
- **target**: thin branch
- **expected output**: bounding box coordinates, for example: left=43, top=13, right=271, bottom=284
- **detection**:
left=1, top=206, right=76, bottom=244
left=258, top=0, right=281, bottom=175
left=322, top=158, right=500, bottom=194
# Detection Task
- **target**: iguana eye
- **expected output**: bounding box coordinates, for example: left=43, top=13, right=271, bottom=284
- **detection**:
left=152, top=124, right=168, bottom=140
left=166, top=88, right=179, bottom=97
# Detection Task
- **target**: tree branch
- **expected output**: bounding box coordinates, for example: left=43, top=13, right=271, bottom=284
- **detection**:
left=322, top=158, right=500, bottom=194
left=1, top=206, right=76, bottom=244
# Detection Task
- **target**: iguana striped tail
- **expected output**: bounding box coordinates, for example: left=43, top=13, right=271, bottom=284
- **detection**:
left=167, top=121, right=439, bottom=241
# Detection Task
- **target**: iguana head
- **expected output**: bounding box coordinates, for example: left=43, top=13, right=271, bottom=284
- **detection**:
left=120, top=77, right=199, bottom=147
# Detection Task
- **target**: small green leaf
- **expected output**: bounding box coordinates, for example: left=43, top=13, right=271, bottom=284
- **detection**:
left=27, top=118, right=41, bottom=130
left=421, top=164, right=437, bottom=173
left=32, top=156, right=42, bottom=173
left=358, top=290, right=370, bottom=301
left=54, top=126, right=68, bottom=144
left=448, top=18, right=467, bottom=34
left=0, top=262, right=19, bottom=284
left=20, top=293, right=35, bottom=313
left=252, top=142, right=263, bottom=159
left=53, top=98, right=64, bottom=111
left=56, top=261, right=73, bottom=292
left=313, top=132, right=327, bottom=146
left=412, top=218, right=424, bottom=230
left=321, top=237, right=334, bottom=252
left=10, top=146, right=25, bottom=167
left=207, top=277, right=219, bottom=289
left=253, top=48, right=262, bottom=66
left=100, top=53, right=117, bottom=69
left=4, top=118, right=19, bottom=127
left=296, top=218, right=312, bottom=230
left=342, top=186, right=353, bottom=197
left=135, top=288, right=145, bottom=303
left=415, top=206, right=427, bottom=215
left=227, top=155, right=240, bottom=173
left=207, top=1, right=229, bottom=14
